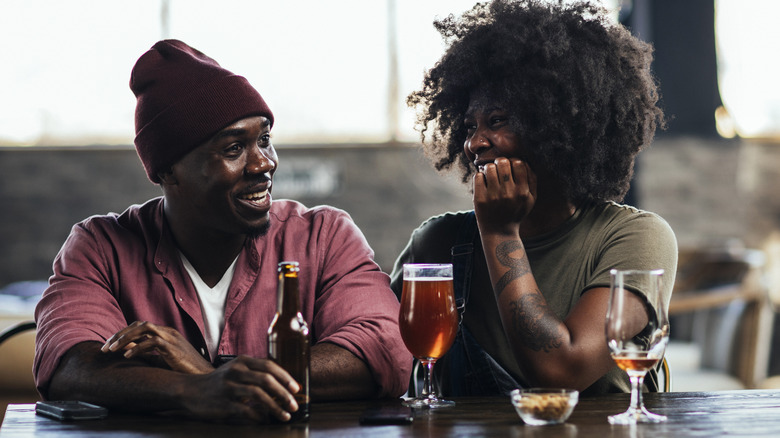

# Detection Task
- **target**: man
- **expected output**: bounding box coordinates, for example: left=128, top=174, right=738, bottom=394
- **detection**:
left=34, top=39, right=411, bottom=423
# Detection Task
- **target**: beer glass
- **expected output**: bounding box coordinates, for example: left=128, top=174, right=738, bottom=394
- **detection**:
left=605, top=269, right=669, bottom=424
left=399, top=263, right=458, bottom=408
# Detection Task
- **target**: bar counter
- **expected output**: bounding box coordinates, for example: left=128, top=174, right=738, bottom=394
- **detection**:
left=3, top=389, right=780, bottom=437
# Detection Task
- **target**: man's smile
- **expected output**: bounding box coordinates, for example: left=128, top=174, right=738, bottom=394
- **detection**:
left=238, top=189, right=268, bottom=204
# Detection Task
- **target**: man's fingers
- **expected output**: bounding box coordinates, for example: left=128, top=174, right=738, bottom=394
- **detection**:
left=217, top=360, right=300, bottom=422
left=228, top=358, right=300, bottom=411
left=102, top=321, right=166, bottom=353
left=238, top=384, right=296, bottom=422
left=240, top=357, right=300, bottom=393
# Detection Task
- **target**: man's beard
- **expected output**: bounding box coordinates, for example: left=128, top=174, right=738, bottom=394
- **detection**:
left=247, top=218, right=272, bottom=239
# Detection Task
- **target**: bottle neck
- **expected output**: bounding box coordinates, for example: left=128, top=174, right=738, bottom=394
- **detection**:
left=277, top=271, right=301, bottom=317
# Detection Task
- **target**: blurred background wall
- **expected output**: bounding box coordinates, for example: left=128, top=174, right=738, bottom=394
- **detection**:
left=0, top=144, right=473, bottom=283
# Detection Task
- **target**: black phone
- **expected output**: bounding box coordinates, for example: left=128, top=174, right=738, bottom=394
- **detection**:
left=359, top=404, right=414, bottom=425
left=35, top=401, right=108, bottom=421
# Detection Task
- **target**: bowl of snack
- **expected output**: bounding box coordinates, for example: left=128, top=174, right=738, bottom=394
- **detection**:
left=510, top=388, right=579, bottom=426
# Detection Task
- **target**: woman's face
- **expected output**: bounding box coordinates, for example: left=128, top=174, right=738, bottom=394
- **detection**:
left=462, top=87, right=528, bottom=171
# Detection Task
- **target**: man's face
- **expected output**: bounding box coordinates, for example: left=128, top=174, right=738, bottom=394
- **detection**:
left=167, top=115, right=277, bottom=237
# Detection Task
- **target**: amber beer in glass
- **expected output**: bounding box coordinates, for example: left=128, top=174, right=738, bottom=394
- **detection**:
left=268, top=261, right=310, bottom=422
left=399, top=263, right=457, bottom=408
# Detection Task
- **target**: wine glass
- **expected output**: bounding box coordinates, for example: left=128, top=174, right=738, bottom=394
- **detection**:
left=605, top=269, right=669, bottom=424
left=398, top=263, right=458, bottom=408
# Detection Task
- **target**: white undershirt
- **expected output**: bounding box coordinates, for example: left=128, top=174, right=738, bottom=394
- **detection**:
left=179, top=252, right=238, bottom=361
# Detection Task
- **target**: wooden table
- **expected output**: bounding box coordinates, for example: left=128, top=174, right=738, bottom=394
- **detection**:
left=3, top=390, right=780, bottom=437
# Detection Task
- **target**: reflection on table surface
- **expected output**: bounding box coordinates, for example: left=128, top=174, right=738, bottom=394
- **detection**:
left=4, top=390, right=780, bottom=437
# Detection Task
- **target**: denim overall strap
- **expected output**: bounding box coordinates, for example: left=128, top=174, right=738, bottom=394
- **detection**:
left=451, top=211, right=478, bottom=319
left=442, top=211, right=521, bottom=396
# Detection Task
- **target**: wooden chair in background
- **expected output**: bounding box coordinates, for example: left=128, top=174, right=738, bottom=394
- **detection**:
left=0, top=320, right=38, bottom=423
left=667, top=245, right=773, bottom=390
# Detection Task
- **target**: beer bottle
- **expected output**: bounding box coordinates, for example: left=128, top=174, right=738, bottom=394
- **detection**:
left=268, top=261, right=310, bottom=422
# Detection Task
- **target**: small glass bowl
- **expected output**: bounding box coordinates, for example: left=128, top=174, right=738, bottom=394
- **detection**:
left=510, top=388, right=579, bottom=426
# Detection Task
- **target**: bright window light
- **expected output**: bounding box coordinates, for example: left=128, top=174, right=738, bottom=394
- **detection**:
left=716, top=0, right=780, bottom=139
left=0, top=0, right=618, bottom=147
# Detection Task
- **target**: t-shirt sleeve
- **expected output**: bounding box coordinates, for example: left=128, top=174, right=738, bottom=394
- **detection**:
left=389, top=213, right=464, bottom=301
left=33, top=221, right=128, bottom=398
left=586, top=209, right=678, bottom=305
left=310, top=209, right=413, bottom=398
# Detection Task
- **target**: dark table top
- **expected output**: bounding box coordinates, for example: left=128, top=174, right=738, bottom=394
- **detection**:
left=3, top=390, right=780, bottom=437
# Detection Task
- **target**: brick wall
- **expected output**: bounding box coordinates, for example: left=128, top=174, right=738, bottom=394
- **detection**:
left=637, top=136, right=747, bottom=249
left=0, top=145, right=472, bottom=285
left=1, top=136, right=773, bottom=286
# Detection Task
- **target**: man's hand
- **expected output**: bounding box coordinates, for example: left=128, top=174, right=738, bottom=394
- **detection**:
left=51, top=342, right=303, bottom=423
left=473, top=157, right=537, bottom=235
left=99, top=323, right=303, bottom=422
left=180, top=355, right=302, bottom=423
left=101, top=321, right=213, bottom=374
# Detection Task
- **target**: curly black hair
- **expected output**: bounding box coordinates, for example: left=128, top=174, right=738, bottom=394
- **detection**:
left=407, top=0, right=664, bottom=204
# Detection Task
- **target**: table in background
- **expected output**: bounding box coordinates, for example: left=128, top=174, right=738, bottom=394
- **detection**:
left=3, top=390, right=780, bottom=437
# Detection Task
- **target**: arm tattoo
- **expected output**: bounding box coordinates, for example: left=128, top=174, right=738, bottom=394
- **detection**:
left=494, top=240, right=531, bottom=296
left=510, top=294, right=563, bottom=352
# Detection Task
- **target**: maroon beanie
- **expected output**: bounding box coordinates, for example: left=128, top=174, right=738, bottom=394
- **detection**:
left=130, top=39, right=274, bottom=183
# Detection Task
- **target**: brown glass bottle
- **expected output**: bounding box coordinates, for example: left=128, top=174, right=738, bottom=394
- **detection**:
left=268, top=261, right=310, bottom=422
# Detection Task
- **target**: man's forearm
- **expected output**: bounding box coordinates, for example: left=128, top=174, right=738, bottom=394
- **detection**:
left=310, top=342, right=378, bottom=401
left=48, top=340, right=380, bottom=416
left=47, top=341, right=303, bottom=422
left=47, top=341, right=187, bottom=412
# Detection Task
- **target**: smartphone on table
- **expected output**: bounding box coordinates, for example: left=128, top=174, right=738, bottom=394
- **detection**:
left=35, top=400, right=108, bottom=421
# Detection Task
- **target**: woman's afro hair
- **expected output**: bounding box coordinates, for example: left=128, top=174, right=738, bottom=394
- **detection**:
left=407, top=0, right=665, bottom=204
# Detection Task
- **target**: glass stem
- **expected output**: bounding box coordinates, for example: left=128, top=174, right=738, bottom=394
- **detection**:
left=422, top=359, right=435, bottom=399
left=629, top=372, right=646, bottom=412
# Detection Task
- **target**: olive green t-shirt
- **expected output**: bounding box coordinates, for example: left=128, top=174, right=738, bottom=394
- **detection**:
left=390, top=201, right=678, bottom=395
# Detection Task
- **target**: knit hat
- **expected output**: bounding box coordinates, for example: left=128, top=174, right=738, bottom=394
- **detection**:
left=130, top=39, right=274, bottom=183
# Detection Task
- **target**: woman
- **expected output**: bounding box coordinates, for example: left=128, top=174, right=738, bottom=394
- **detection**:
left=391, top=0, right=677, bottom=396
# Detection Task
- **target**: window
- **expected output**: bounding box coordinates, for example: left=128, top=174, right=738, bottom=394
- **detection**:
left=0, top=0, right=619, bottom=147
left=715, top=0, right=780, bottom=139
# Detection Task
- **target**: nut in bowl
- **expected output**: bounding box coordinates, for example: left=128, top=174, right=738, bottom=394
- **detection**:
left=510, top=388, right=579, bottom=426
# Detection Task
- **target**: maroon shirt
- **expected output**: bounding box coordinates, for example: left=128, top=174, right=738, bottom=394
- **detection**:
left=34, top=197, right=411, bottom=398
